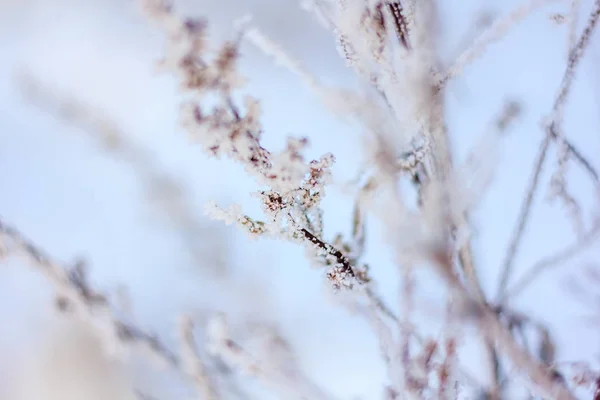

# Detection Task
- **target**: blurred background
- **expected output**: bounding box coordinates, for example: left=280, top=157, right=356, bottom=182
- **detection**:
left=0, top=0, right=600, bottom=398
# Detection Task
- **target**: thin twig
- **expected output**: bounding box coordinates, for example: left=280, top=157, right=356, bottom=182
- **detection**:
left=497, top=0, right=600, bottom=301
left=386, top=1, right=411, bottom=50
left=548, top=121, right=600, bottom=184
left=568, top=0, right=582, bottom=55
left=505, top=220, right=600, bottom=299
left=179, top=316, right=220, bottom=400
left=550, top=0, right=600, bottom=184
left=477, top=306, right=575, bottom=400
left=438, top=0, right=559, bottom=88
left=496, top=133, right=552, bottom=301
left=207, top=316, right=336, bottom=400
left=0, top=217, right=223, bottom=398
left=431, top=253, right=576, bottom=399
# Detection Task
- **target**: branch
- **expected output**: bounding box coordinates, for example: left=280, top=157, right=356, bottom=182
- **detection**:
left=496, top=133, right=552, bottom=300
left=386, top=1, right=411, bottom=50
left=206, top=315, right=336, bottom=400
left=548, top=125, right=599, bottom=184
left=476, top=305, right=574, bottom=400
left=0, top=217, right=219, bottom=398
left=179, top=316, right=219, bottom=400
left=496, top=0, right=600, bottom=301
left=505, top=220, right=600, bottom=300
left=438, top=0, right=559, bottom=89
left=413, top=240, right=575, bottom=399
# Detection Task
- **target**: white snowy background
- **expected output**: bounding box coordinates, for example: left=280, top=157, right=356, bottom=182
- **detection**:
left=0, top=0, right=599, bottom=398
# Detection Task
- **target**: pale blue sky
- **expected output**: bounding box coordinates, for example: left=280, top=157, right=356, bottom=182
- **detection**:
left=0, top=0, right=599, bottom=398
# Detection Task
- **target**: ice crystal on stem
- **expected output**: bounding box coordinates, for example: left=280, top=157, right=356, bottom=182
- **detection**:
left=144, top=0, right=360, bottom=290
